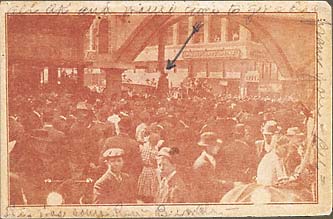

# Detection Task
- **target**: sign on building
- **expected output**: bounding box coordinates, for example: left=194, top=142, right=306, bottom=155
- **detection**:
left=183, top=49, right=241, bottom=59
left=258, top=83, right=282, bottom=93
left=225, top=72, right=241, bottom=79
left=245, top=70, right=259, bottom=82
left=209, top=72, right=224, bottom=78
left=195, top=72, right=207, bottom=78
left=84, top=50, right=97, bottom=62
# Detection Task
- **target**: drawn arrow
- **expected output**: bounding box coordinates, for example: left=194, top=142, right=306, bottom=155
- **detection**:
left=166, top=22, right=203, bottom=70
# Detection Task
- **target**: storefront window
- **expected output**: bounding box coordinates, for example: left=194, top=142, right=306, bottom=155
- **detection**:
left=40, top=67, right=48, bottom=84
left=174, top=61, right=189, bottom=74
left=192, top=61, right=207, bottom=77
left=178, top=17, right=188, bottom=44
left=208, top=60, right=224, bottom=78
left=270, top=63, right=279, bottom=80
left=209, top=16, right=222, bottom=43
left=165, top=26, right=173, bottom=45
left=193, top=16, right=204, bottom=44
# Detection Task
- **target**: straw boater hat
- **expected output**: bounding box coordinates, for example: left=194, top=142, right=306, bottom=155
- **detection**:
left=103, top=148, right=124, bottom=159
left=286, top=127, right=304, bottom=136
left=261, top=120, right=281, bottom=135
left=197, top=132, right=223, bottom=147
left=76, top=101, right=90, bottom=111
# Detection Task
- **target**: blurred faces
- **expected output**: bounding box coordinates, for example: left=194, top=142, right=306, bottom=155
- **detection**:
left=107, top=157, right=124, bottom=173
left=76, top=109, right=91, bottom=123
left=288, top=135, right=304, bottom=145
left=275, top=144, right=288, bottom=158
left=244, top=127, right=253, bottom=143
left=206, top=145, right=220, bottom=156
left=157, top=157, right=175, bottom=178
left=263, top=134, right=273, bottom=145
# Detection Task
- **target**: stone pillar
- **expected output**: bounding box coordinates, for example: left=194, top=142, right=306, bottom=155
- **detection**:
left=239, top=25, right=251, bottom=42
left=172, top=23, right=179, bottom=45
left=221, top=18, right=228, bottom=42
left=188, top=16, right=194, bottom=44
left=158, top=34, right=166, bottom=74
left=157, top=33, right=168, bottom=98
left=104, top=68, right=123, bottom=97
left=109, top=16, right=118, bottom=53
left=77, top=66, right=84, bottom=87
left=204, top=16, right=209, bottom=43
left=188, top=61, right=194, bottom=78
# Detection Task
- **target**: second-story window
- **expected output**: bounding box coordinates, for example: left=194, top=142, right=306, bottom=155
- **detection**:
left=209, top=16, right=222, bottom=43
left=165, top=26, right=173, bottom=45
left=227, top=21, right=240, bottom=41
left=193, top=16, right=204, bottom=44
left=178, top=17, right=188, bottom=44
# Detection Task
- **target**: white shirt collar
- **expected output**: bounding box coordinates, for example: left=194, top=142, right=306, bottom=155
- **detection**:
left=44, top=123, right=53, bottom=128
left=109, top=169, right=122, bottom=182
left=33, top=110, right=41, bottom=118
left=202, top=150, right=216, bottom=168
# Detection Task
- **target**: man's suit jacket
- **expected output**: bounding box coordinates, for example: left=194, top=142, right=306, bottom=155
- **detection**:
left=192, top=152, right=222, bottom=202
left=93, top=170, right=137, bottom=204
left=155, top=172, right=188, bottom=203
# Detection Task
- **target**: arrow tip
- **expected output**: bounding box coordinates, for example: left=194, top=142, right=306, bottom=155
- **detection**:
left=166, top=59, right=176, bottom=70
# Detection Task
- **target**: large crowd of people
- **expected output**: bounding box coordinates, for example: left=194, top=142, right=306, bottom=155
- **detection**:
left=8, top=82, right=317, bottom=205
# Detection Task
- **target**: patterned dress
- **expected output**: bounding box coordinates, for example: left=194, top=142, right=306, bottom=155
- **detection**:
left=137, top=142, right=158, bottom=199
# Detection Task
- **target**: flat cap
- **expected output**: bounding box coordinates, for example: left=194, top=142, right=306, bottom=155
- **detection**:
left=103, top=148, right=124, bottom=158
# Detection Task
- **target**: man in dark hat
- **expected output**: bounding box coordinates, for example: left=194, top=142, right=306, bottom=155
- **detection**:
left=220, top=124, right=257, bottom=183
left=30, top=111, right=71, bottom=179
left=200, top=102, right=237, bottom=146
left=68, top=101, right=98, bottom=178
left=93, top=148, right=137, bottom=204
left=191, top=132, right=225, bottom=202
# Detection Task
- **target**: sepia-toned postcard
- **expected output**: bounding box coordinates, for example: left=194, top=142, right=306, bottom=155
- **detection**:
left=0, top=1, right=332, bottom=217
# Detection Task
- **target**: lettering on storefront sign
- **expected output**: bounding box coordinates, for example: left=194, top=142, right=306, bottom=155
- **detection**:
left=209, top=72, right=224, bottom=78
left=12, top=45, right=75, bottom=61
left=249, top=50, right=270, bottom=60
left=225, top=72, right=241, bottom=79
left=182, top=49, right=241, bottom=59
left=258, top=83, right=282, bottom=92
left=84, top=50, right=97, bottom=61
left=195, top=72, right=207, bottom=78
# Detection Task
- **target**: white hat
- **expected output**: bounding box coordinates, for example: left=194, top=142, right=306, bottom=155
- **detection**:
left=286, top=127, right=304, bottom=136
left=103, top=148, right=124, bottom=158
left=197, top=132, right=223, bottom=147
left=76, top=102, right=89, bottom=110
left=261, top=120, right=281, bottom=135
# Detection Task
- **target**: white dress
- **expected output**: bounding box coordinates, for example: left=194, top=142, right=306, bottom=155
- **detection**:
left=256, top=150, right=288, bottom=186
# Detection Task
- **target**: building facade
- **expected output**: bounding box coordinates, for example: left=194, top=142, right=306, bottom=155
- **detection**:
left=127, top=15, right=281, bottom=97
